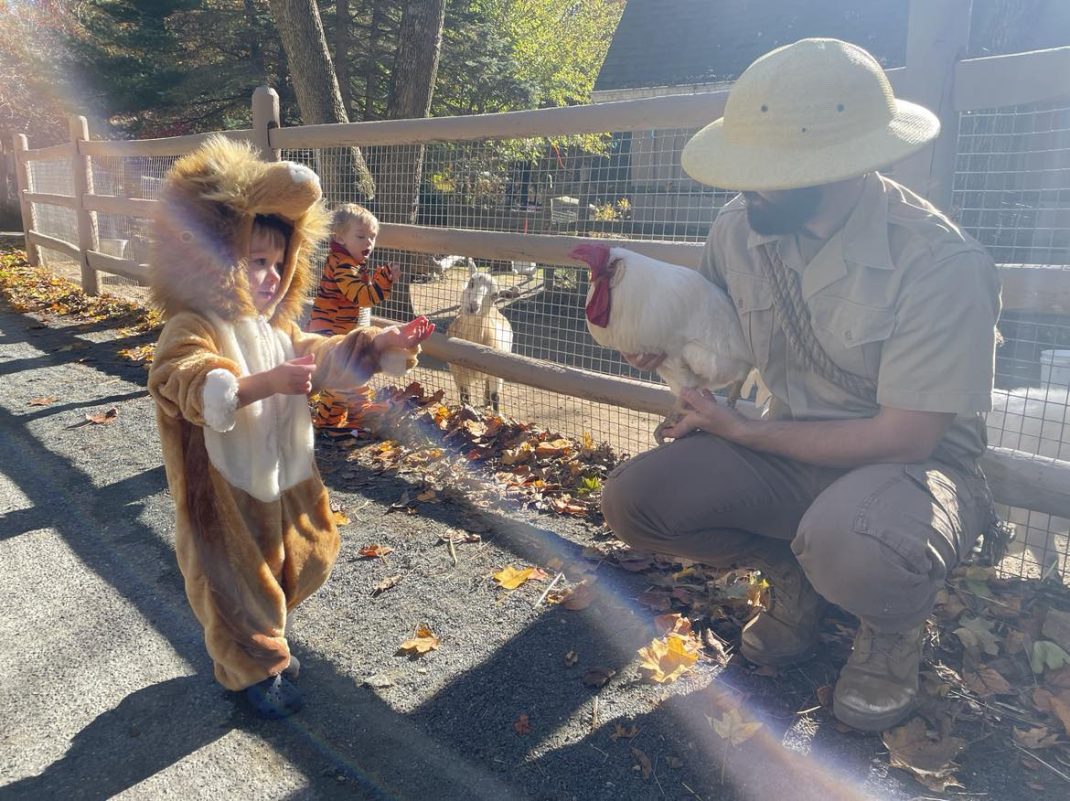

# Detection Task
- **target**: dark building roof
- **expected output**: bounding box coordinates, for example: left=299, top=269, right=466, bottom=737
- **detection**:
left=595, top=0, right=1070, bottom=93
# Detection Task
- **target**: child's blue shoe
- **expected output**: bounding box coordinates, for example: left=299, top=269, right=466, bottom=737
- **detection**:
left=243, top=673, right=303, bottom=719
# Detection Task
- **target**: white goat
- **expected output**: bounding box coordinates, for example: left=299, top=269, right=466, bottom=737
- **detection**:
left=987, top=386, right=1069, bottom=578
left=447, top=266, right=514, bottom=412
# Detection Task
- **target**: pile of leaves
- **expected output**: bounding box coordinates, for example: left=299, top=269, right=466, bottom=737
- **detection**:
left=333, top=381, right=619, bottom=520
left=0, top=251, right=162, bottom=336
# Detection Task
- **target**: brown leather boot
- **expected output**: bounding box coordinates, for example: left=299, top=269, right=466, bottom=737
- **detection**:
left=740, top=544, right=827, bottom=667
left=833, top=622, right=923, bottom=732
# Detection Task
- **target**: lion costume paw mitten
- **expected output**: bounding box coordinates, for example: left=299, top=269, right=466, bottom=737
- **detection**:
left=147, top=137, right=422, bottom=699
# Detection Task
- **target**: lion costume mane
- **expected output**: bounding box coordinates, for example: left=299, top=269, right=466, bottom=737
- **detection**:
left=148, top=137, right=415, bottom=690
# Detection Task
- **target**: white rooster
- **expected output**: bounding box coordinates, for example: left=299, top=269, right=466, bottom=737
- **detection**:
left=570, top=243, right=755, bottom=443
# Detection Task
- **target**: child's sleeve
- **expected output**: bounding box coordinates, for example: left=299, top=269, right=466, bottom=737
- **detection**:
left=148, top=313, right=243, bottom=433
left=335, top=262, right=392, bottom=308
left=289, top=322, right=418, bottom=390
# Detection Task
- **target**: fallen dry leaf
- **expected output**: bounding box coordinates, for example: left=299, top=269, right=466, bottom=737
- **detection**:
left=963, top=666, right=1013, bottom=697
left=85, top=407, right=118, bottom=425
left=438, top=530, right=481, bottom=545
left=513, top=712, right=531, bottom=735
left=709, top=707, right=762, bottom=746
left=638, top=633, right=700, bottom=684
left=493, top=565, right=538, bottom=590
left=359, top=544, right=393, bottom=559
left=1031, top=640, right=1070, bottom=674
left=535, top=438, right=572, bottom=458
left=415, top=488, right=437, bottom=502
left=882, top=717, right=965, bottom=792
left=397, top=624, right=440, bottom=656
left=611, top=722, right=640, bottom=741
left=954, top=616, right=1001, bottom=657
left=372, top=575, right=401, bottom=596
left=1047, top=694, right=1070, bottom=736
left=1013, top=725, right=1061, bottom=750
left=332, top=510, right=351, bottom=525
left=28, top=396, right=58, bottom=406
left=653, top=613, right=693, bottom=638
left=582, top=666, right=616, bottom=688
left=630, top=746, right=652, bottom=780
left=816, top=685, right=834, bottom=708
left=559, top=580, right=596, bottom=610
left=564, top=649, right=578, bottom=667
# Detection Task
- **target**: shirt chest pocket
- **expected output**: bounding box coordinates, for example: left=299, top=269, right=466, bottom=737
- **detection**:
left=808, top=296, right=896, bottom=380
left=728, top=272, right=775, bottom=370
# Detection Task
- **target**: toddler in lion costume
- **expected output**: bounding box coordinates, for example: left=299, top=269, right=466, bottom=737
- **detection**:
left=148, top=137, right=433, bottom=718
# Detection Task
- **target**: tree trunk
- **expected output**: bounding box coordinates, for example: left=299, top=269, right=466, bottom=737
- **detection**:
left=362, top=0, right=389, bottom=120
left=334, top=0, right=351, bottom=115
left=267, top=0, right=375, bottom=200
left=382, top=0, right=446, bottom=317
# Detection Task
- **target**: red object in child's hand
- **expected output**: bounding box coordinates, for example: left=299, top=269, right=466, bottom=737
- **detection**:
left=400, top=315, right=435, bottom=343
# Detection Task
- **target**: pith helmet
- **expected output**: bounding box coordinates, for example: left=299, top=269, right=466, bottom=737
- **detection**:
left=681, top=38, right=939, bottom=191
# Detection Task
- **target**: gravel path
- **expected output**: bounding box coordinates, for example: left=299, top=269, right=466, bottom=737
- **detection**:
left=0, top=303, right=1041, bottom=801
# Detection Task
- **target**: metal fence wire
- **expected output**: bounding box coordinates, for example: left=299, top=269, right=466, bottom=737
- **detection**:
left=954, top=100, right=1070, bottom=581
left=21, top=99, right=1070, bottom=582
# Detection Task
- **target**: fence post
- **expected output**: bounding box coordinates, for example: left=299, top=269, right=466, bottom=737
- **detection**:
left=69, top=115, right=100, bottom=295
left=252, top=86, right=281, bottom=162
left=13, top=135, right=40, bottom=266
left=892, top=0, right=972, bottom=208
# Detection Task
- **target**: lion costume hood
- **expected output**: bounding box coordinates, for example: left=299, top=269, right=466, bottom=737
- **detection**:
left=151, top=135, right=328, bottom=325
left=147, top=138, right=406, bottom=692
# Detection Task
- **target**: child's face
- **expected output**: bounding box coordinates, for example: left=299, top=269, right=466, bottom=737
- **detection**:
left=246, top=230, right=286, bottom=312
left=337, top=221, right=377, bottom=263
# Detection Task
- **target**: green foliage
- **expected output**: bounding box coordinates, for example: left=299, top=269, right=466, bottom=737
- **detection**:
left=62, top=0, right=288, bottom=137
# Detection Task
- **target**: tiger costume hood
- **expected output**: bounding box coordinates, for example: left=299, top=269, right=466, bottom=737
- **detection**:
left=150, top=135, right=329, bottom=325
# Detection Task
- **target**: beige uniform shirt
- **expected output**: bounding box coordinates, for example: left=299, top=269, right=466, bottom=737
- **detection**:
left=698, top=172, right=1001, bottom=471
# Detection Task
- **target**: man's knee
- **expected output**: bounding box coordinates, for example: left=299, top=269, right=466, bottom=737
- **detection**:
left=793, top=467, right=941, bottom=630
left=601, top=456, right=649, bottom=548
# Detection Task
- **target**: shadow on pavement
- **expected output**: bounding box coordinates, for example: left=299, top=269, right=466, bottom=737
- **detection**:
left=2, top=676, right=229, bottom=801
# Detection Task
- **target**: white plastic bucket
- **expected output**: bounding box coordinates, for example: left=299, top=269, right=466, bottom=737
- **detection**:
left=1040, top=349, right=1070, bottom=389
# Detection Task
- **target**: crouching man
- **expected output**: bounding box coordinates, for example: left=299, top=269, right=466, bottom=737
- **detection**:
left=601, top=38, right=1001, bottom=732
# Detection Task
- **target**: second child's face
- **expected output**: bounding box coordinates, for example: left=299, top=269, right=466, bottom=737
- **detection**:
left=338, top=221, right=377, bottom=263
left=246, top=230, right=286, bottom=312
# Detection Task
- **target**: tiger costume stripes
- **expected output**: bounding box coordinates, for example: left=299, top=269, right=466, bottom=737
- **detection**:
left=308, top=240, right=395, bottom=428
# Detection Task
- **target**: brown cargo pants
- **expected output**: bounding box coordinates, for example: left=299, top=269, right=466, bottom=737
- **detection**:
left=601, top=432, right=992, bottom=632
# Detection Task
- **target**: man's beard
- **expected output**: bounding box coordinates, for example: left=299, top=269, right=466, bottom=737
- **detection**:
left=744, top=186, right=823, bottom=235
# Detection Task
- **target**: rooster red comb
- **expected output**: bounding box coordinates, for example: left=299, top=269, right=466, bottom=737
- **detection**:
left=572, top=244, right=615, bottom=328
left=570, top=244, right=612, bottom=279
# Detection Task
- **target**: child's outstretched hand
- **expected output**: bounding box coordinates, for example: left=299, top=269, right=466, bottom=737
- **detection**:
left=373, top=316, right=435, bottom=354
left=384, top=262, right=401, bottom=283
left=268, top=353, right=316, bottom=395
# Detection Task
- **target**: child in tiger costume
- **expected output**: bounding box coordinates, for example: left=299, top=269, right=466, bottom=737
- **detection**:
left=307, top=204, right=398, bottom=430
left=147, top=137, right=434, bottom=718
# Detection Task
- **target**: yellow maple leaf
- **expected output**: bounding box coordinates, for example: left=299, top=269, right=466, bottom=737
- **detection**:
left=332, top=510, right=351, bottom=525
left=709, top=708, right=763, bottom=746
left=637, top=633, right=699, bottom=684
left=397, top=624, right=440, bottom=656
left=494, top=565, right=536, bottom=590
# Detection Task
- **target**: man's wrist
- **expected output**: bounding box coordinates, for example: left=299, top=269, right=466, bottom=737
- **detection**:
left=726, top=413, right=759, bottom=445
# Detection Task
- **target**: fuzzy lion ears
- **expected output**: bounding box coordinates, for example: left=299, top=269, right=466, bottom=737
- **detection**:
left=164, top=136, right=324, bottom=227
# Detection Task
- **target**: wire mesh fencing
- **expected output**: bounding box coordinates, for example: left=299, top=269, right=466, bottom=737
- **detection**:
left=954, top=100, right=1070, bottom=580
